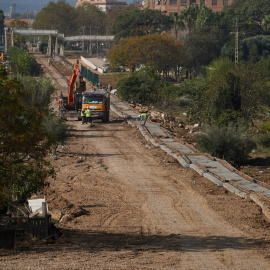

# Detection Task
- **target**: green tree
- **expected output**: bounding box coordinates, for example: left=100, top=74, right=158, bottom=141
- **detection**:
left=196, top=6, right=215, bottom=27
left=170, top=13, right=185, bottom=39
left=75, top=4, right=106, bottom=35
left=9, top=47, right=35, bottom=75
left=181, top=4, right=199, bottom=33
left=0, top=9, right=4, bottom=36
left=222, top=35, right=270, bottom=63
left=182, top=58, right=270, bottom=125
left=17, top=75, right=55, bottom=106
left=263, top=14, right=270, bottom=30
left=183, top=25, right=230, bottom=73
left=117, top=67, right=179, bottom=106
left=223, top=0, right=270, bottom=26
left=33, top=0, right=77, bottom=35
left=0, top=67, right=56, bottom=208
left=111, top=8, right=172, bottom=42
left=108, top=34, right=184, bottom=77
left=104, top=4, right=138, bottom=34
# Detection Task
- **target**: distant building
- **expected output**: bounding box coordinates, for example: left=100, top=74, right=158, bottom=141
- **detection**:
left=4, top=12, right=11, bottom=19
left=76, top=0, right=127, bottom=13
left=149, top=0, right=235, bottom=14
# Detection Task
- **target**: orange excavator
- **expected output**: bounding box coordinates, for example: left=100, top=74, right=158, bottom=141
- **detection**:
left=58, top=60, right=86, bottom=119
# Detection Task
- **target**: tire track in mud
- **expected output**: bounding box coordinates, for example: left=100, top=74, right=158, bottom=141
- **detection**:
left=5, top=55, right=268, bottom=270
left=73, top=117, right=270, bottom=269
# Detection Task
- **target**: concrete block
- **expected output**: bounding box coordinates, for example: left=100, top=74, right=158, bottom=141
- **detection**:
left=190, top=164, right=204, bottom=176
left=175, top=155, right=190, bottom=168
left=250, top=194, right=270, bottom=221
left=223, top=183, right=247, bottom=198
left=144, top=135, right=150, bottom=142
left=203, top=173, right=223, bottom=187
left=149, top=138, right=160, bottom=147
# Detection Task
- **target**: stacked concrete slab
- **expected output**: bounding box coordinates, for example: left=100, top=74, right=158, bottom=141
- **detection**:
left=110, top=97, right=270, bottom=220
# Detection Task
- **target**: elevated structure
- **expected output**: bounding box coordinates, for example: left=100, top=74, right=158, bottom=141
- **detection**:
left=4, top=28, right=115, bottom=57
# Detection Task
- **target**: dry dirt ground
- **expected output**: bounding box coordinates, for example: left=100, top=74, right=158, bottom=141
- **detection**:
left=1, top=55, right=270, bottom=269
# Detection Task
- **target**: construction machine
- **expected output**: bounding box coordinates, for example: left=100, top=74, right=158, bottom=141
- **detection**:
left=58, top=60, right=86, bottom=119
left=82, top=90, right=110, bottom=123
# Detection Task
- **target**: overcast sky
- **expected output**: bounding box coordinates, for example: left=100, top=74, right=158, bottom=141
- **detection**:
left=0, top=1, right=76, bottom=13
left=0, top=0, right=133, bottom=13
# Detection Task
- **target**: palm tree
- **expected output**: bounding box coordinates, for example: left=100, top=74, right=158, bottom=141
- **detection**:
left=170, top=12, right=186, bottom=39
left=181, top=4, right=199, bottom=33
left=263, top=14, right=270, bottom=30
left=196, top=7, right=215, bottom=27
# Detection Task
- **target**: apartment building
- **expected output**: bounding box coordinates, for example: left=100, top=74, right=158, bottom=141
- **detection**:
left=76, top=0, right=127, bottom=13
left=148, top=0, right=235, bottom=14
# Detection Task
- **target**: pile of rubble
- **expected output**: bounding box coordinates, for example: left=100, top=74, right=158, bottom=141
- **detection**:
left=129, top=102, right=200, bottom=134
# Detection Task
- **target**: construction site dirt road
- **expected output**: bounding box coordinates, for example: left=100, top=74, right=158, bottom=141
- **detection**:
left=1, top=55, right=270, bottom=270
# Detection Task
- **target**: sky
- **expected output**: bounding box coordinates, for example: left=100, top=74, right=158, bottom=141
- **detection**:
left=0, top=0, right=134, bottom=13
left=0, top=1, right=82, bottom=13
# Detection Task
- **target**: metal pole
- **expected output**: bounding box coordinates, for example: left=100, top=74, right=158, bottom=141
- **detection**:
left=96, top=26, right=99, bottom=58
left=89, top=26, right=92, bottom=56
left=82, top=26, right=86, bottom=55
left=235, top=25, right=239, bottom=64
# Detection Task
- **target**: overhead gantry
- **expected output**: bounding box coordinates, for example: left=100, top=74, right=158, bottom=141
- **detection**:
left=4, top=27, right=114, bottom=58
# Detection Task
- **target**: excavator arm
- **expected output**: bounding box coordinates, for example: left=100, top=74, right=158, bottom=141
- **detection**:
left=68, top=61, right=81, bottom=108
left=58, top=60, right=86, bottom=112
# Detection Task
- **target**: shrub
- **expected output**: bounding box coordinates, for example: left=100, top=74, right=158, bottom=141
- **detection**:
left=43, top=117, right=69, bottom=154
left=261, top=119, right=270, bottom=132
left=117, top=67, right=180, bottom=106
left=259, top=134, right=270, bottom=148
left=196, top=121, right=256, bottom=163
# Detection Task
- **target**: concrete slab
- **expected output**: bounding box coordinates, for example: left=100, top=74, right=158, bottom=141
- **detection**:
left=160, top=140, right=195, bottom=154
left=146, top=125, right=167, bottom=137
left=111, top=95, right=270, bottom=209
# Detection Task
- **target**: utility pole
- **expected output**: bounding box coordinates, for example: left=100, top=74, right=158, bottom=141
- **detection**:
left=235, top=21, right=239, bottom=64
left=89, top=26, right=92, bottom=56
left=82, top=26, right=86, bottom=55
left=230, top=19, right=244, bottom=65
left=95, top=26, right=100, bottom=58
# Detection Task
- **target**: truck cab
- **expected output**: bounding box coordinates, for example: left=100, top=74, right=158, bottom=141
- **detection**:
left=82, top=91, right=110, bottom=122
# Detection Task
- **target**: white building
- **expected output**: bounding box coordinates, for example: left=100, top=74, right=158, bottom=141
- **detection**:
left=76, top=0, right=127, bottom=13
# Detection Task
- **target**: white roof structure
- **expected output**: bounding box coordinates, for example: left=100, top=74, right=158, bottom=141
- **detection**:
left=76, top=0, right=127, bottom=13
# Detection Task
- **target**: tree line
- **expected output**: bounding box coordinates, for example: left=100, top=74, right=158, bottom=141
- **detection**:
left=1, top=0, right=270, bottom=174
left=0, top=46, right=68, bottom=212
left=106, top=0, right=270, bottom=163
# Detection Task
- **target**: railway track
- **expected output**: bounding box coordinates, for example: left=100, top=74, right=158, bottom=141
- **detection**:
left=36, top=55, right=68, bottom=88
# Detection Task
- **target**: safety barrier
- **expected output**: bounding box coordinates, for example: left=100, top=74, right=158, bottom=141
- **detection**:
left=81, top=65, right=99, bottom=86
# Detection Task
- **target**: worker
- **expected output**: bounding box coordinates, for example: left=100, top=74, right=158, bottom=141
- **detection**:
left=85, top=107, right=92, bottom=125
left=140, top=113, right=147, bottom=125
left=81, top=109, right=86, bottom=125
left=48, top=58, right=51, bottom=66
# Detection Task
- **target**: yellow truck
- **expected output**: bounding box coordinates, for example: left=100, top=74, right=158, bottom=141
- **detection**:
left=81, top=91, right=110, bottom=123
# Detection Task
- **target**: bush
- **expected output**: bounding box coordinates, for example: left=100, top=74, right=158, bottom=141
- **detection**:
left=196, top=121, right=256, bottom=163
left=259, top=134, right=270, bottom=148
left=117, top=67, right=180, bottom=106
left=261, top=119, right=270, bottom=132
left=9, top=46, right=35, bottom=75
left=43, top=117, right=69, bottom=154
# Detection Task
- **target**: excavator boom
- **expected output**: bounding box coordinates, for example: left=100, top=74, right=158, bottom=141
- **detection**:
left=68, top=62, right=81, bottom=108
left=58, top=60, right=86, bottom=114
